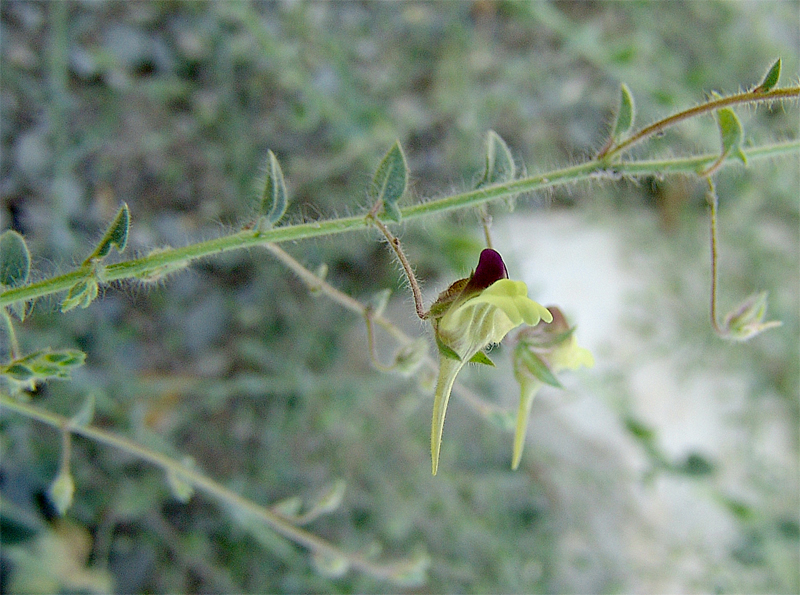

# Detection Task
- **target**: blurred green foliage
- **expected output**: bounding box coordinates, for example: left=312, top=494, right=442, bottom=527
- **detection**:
left=1, top=1, right=798, bottom=593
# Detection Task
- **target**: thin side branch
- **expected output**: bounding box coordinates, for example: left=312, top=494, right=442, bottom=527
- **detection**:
left=0, top=393, right=425, bottom=584
left=706, top=178, right=723, bottom=334
left=600, top=86, right=800, bottom=160
left=366, top=215, right=429, bottom=320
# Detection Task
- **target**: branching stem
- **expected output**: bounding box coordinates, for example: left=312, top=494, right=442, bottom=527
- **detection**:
left=599, top=86, right=799, bottom=160
left=1, top=140, right=798, bottom=310
left=0, top=393, right=424, bottom=584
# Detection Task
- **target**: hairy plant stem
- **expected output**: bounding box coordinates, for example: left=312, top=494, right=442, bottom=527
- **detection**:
left=366, top=215, right=429, bottom=320
left=599, top=86, right=800, bottom=160
left=479, top=206, right=494, bottom=249
left=706, top=178, right=724, bottom=335
left=1, top=310, right=21, bottom=359
left=58, top=425, right=73, bottom=476
left=2, top=140, right=797, bottom=310
left=0, top=392, right=425, bottom=584
left=363, top=312, right=394, bottom=373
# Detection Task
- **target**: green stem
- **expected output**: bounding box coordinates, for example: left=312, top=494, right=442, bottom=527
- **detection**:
left=367, top=216, right=429, bottom=320
left=706, top=179, right=723, bottom=335
left=0, top=393, right=423, bottom=584
left=602, top=86, right=800, bottom=160
left=1, top=309, right=21, bottom=359
left=1, top=140, right=798, bottom=310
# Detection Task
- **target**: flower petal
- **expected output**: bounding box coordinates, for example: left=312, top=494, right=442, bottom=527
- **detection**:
left=463, top=248, right=508, bottom=293
left=468, top=279, right=552, bottom=326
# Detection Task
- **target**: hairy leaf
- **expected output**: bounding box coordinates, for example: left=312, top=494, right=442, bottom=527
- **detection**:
left=0, top=230, right=31, bottom=288
left=754, top=58, right=781, bottom=93
left=476, top=130, right=515, bottom=188
left=718, top=107, right=747, bottom=164
left=369, top=141, right=409, bottom=222
left=260, top=150, right=289, bottom=225
left=87, top=203, right=129, bottom=262
left=612, top=83, right=635, bottom=139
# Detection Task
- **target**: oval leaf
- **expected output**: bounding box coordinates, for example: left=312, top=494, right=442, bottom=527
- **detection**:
left=717, top=107, right=747, bottom=164
left=0, top=230, right=31, bottom=288
left=369, top=141, right=408, bottom=222
left=754, top=58, right=781, bottom=93
left=87, top=203, right=130, bottom=262
left=311, top=550, right=350, bottom=579
left=612, top=83, right=635, bottom=139
left=48, top=470, right=75, bottom=516
left=259, top=150, right=289, bottom=225
left=61, top=278, right=99, bottom=312
left=476, top=130, right=515, bottom=188
left=305, top=479, right=346, bottom=520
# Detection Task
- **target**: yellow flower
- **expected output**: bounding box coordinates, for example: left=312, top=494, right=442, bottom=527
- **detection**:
left=430, top=249, right=552, bottom=475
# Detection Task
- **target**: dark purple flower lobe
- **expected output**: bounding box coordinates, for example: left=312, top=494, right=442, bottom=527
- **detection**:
left=464, top=248, right=508, bottom=293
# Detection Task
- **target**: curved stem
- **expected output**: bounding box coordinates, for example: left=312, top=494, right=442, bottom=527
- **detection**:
left=363, top=312, right=394, bottom=373
left=601, top=86, right=800, bottom=160
left=367, top=216, right=429, bottom=320
left=1, top=309, right=21, bottom=359
left=0, top=393, right=425, bottom=584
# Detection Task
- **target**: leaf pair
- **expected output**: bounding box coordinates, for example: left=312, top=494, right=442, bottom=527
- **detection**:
left=61, top=203, right=130, bottom=312
left=368, top=130, right=517, bottom=224
left=1, top=348, right=86, bottom=383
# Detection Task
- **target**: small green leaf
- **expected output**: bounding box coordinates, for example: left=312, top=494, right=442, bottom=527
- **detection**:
left=612, top=83, right=635, bottom=139
left=382, top=200, right=403, bottom=223
left=0, top=230, right=31, bottom=288
left=718, top=108, right=747, bottom=164
left=4, top=363, right=34, bottom=381
left=369, top=141, right=409, bottom=222
left=517, top=348, right=563, bottom=388
left=48, top=471, right=75, bottom=515
left=2, top=349, right=86, bottom=383
left=468, top=351, right=495, bottom=366
left=70, top=393, right=95, bottom=428
left=476, top=130, right=515, bottom=188
left=303, top=479, right=346, bottom=520
left=166, top=469, right=195, bottom=503
left=259, top=150, right=289, bottom=225
left=753, top=58, right=781, bottom=93
left=61, top=278, right=99, bottom=312
left=86, top=203, right=130, bottom=262
left=311, top=550, right=350, bottom=579
left=435, top=335, right=462, bottom=361
left=272, top=495, right=303, bottom=517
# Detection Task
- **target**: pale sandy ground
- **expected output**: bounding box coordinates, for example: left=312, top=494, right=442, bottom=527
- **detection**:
left=495, top=210, right=798, bottom=593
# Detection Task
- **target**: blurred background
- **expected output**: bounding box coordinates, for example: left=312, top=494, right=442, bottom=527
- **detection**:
left=1, top=1, right=797, bottom=592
